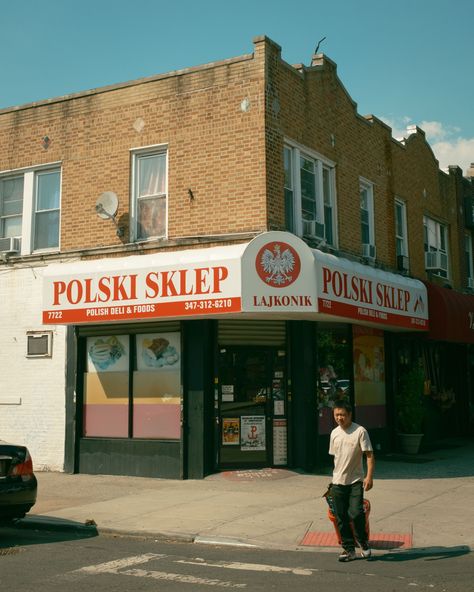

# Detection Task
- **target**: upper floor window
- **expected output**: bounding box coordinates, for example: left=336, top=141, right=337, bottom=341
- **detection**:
left=132, top=147, right=167, bottom=241
left=423, top=216, right=448, bottom=278
left=0, top=166, right=61, bottom=255
left=395, top=198, right=409, bottom=271
left=395, top=199, right=408, bottom=257
left=360, top=178, right=375, bottom=259
left=0, top=176, right=23, bottom=239
left=34, top=170, right=61, bottom=250
left=465, top=234, right=473, bottom=289
left=284, top=143, right=335, bottom=246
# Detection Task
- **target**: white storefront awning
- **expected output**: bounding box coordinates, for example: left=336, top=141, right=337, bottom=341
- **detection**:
left=42, top=243, right=246, bottom=324
left=312, top=249, right=428, bottom=331
left=42, top=232, right=428, bottom=331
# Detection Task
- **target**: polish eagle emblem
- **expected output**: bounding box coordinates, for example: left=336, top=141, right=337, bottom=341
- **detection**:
left=260, top=243, right=296, bottom=286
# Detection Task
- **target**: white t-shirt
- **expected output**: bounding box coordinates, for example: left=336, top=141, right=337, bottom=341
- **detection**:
left=329, top=422, right=373, bottom=485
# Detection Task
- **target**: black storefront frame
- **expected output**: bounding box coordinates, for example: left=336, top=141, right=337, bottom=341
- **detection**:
left=63, top=317, right=404, bottom=480
left=67, top=322, right=185, bottom=479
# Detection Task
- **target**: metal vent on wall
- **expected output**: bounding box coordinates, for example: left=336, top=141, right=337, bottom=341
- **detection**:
left=218, top=320, right=286, bottom=346
left=26, top=332, right=52, bottom=357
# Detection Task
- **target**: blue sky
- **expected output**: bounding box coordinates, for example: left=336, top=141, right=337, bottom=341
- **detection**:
left=1, top=0, right=472, bottom=174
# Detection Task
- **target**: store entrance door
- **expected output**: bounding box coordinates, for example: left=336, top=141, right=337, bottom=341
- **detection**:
left=218, top=347, right=288, bottom=468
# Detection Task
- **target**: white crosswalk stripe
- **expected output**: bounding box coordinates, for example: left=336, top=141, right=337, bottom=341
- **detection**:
left=177, top=558, right=316, bottom=576
left=73, top=552, right=317, bottom=588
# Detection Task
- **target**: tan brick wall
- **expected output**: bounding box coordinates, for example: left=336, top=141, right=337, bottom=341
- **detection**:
left=0, top=36, right=469, bottom=290
left=264, top=43, right=466, bottom=289
left=0, top=48, right=269, bottom=253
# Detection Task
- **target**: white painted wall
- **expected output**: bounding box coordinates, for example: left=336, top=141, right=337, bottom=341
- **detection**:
left=0, top=264, right=66, bottom=471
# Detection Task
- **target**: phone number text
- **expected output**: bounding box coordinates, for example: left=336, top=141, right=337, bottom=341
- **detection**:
left=184, top=299, right=233, bottom=310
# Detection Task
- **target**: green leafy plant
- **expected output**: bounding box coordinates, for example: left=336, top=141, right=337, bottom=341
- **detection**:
left=395, top=365, right=425, bottom=434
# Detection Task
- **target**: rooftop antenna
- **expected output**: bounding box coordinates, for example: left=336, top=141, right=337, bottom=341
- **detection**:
left=314, top=37, right=326, bottom=54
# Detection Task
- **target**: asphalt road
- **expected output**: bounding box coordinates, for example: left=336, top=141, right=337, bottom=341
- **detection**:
left=0, top=527, right=472, bottom=592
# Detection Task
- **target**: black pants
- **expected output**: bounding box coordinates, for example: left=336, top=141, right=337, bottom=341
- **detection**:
left=331, top=481, right=367, bottom=551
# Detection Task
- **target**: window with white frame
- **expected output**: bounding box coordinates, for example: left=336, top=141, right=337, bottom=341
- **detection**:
left=0, top=175, right=23, bottom=239
left=283, top=143, right=335, bottom=245
left=132, top=147, right=167, bottom=241
left=0, top=166, right=60, bottom=254
left=34, top=170, right=61, bottom=250
left=465, top=234, right=473, bottom=288
left=360, top=179, right=375, bottom=258
left=395, top=199, right=408, bottom=258
left=423, top=216, right=449, bottom=278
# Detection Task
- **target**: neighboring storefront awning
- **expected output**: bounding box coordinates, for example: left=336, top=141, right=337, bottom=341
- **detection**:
left=42, top=231, right=429, bottom=331
left=424, top=281, right=474, bottom=343
left=313, top=249, right=429, bottom=331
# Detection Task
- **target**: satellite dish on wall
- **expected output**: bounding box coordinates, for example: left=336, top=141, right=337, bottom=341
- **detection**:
left=95, top=191, right=118, bottom=220
left=94, top=191, right=124, bottom=237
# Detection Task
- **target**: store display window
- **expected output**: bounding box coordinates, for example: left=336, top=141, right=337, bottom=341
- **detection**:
left=316, top=324, right=352, bottom=434
left=82, top=332, right=181, bottom=439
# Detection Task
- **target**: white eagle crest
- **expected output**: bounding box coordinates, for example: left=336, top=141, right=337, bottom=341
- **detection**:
left=260, top=244, right=295, bottom=285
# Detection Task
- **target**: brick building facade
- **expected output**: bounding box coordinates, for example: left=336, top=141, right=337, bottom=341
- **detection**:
left=1, top=36, right=472, bottom=477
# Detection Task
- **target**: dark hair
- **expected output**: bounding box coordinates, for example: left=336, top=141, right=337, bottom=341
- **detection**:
left=333, top=400, right=352, bottom=414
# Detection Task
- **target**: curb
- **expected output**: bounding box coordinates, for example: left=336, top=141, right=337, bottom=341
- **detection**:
left=17, top=516, right=473, bottom=557
left=18, top=515, right=98, bottom=535
left=19, top=515, right=195, bottom=544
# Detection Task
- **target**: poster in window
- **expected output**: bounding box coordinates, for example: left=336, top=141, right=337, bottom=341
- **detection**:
left=87, top=335, right=129, bottom=373
left=136, top=332, right=180, bottom=371
left=273, top=419, right=287, bottom=465
left=222, top=418, right=240, bottom=445
left=240, top=416, right=266, bottom=451
left=274, top=400, right=285, bottom=416
left=352, top=325, right=386, bottom=428
left=221, top=384, right=234, bottom=402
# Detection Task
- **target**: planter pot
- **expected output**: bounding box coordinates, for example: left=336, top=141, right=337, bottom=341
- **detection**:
left=397, top=432, right=424, bottom=455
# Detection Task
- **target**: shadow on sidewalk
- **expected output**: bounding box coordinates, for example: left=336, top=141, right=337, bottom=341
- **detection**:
left=374, top=545, right=471, bottom=562
left=0, top=518, right=98, bottom=550
left=312, top=438, right=474, bottom=480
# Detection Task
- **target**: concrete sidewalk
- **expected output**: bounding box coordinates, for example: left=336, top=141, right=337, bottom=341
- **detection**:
left=20, top=439, right=474, bottom=554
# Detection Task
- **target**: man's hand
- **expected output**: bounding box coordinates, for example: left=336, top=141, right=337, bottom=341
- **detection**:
left=364, top=451, right=375, bottom=491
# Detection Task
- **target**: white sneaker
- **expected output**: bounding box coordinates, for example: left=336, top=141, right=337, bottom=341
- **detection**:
left=360, top=545, right=372, bottom=559
left=338, top=549, right=356, bottom=562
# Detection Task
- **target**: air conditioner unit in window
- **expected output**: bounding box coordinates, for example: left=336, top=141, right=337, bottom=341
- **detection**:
left=303, top=219, right=325, bottom=240
left=0, top=237, right=21, bottom=254
left=362, top=243, right=376, bottom=260
left=468, top=277, right=474, bottom=290
left=425, top=251, right=448, bottom=272
left=397, top=254, right=409, bottom=272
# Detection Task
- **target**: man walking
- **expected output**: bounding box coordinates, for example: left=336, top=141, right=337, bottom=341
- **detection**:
left=329, top=400, right=374, bottom=562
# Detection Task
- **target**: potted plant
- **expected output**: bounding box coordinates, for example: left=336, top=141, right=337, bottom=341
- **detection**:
left=394, top=365, right=425, bottom=454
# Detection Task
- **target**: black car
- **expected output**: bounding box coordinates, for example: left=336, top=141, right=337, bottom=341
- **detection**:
left=0, top=440, right=37, bottom=524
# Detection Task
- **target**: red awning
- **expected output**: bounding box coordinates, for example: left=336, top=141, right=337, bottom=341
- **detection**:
left=425, top=282, right=474, bottom=343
